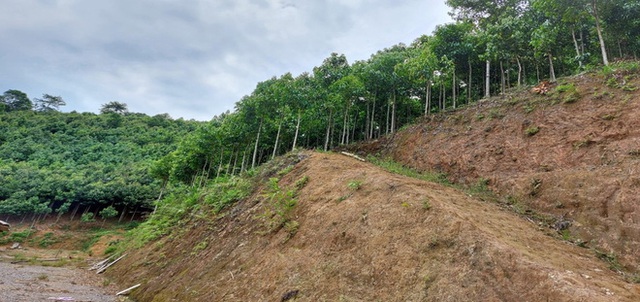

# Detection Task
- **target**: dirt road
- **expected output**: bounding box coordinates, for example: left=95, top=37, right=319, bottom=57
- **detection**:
left=0, top=261, right=122, bottom=302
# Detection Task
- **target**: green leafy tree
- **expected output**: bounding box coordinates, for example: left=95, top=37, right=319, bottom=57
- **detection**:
left=100, top=101, right=129, bottom=114
left=34, top=94, right=66, bottom=112
left=1, top=90, right=32, bottom=112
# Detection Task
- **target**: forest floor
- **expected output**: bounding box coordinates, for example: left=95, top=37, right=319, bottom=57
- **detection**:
left=0, top=221, right=132, bottom=302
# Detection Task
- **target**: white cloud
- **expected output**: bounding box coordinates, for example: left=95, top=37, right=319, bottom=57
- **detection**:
left=0, top=0, right=451, bottom=120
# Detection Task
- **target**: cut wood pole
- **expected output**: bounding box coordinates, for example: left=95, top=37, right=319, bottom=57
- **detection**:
left=97, top=254, right=126, bottom=274
left=116, top=283, right=141, bottom=296
left=89, top=256, right=114, bottom=271
left=340, top=151, right=366, bottom=162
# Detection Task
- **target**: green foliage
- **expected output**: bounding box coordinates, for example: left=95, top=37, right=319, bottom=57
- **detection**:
left=261, top=177, right=298, bottom=231
left=99, top=206, right=118, bottom=220
left=347, top=180, right=363, bottom=191
left=367, top=156, right=450, bottom=185
left=0, top=228, right=35, bottom=244
left=422, top=199, right=432, bottom=210
left=0, top=110, right=201, bottom=217
left=81, top=212, right=95, bottom=222
left=525, top=126, right=540, bottom=136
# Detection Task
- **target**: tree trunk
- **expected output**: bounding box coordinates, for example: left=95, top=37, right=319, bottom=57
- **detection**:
left=291, top=110, right=301, bottom=151
left=452, top=72, right=457, bottom=109
left=425, top=80, right=432, bottom=116
left=230, top=149, right=238, bottom=175
left=572, top=28, right=583, bottom=68
left=500, top=61, right=505, bottom=94
left=391, top=91, right=396, bottom=133
left=369, top=95, right=376, bottom=139
left=364, top=101, right=370, bottom=140
left=468, top=60, right=472, bottom=103
left=272, top=120, right=282, bottom=159
left=485, top=60, right=491, bottom=98
left=240, top=149, right=247, bottom=173
left=385, top=98, right=390, bottom=134
left=592, top=0, right=609, bottom=65
left=216, top=147, right=224, bottom=178
left=341, top=104, right=349, bottom=144
left=152, top=179, right=167, bottom=217
left=324, top=110, right=333, bottom=151
left=251, top=120, right=262, bottom=169
left=548, top=53, right=556, bottom=82
left=517, top=57, right=523, bottom=87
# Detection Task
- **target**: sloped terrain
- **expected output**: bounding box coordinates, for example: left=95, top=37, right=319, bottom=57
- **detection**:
left=109, top=151, right=640, bottom=301
left=353, top=69, right=640, bottom=275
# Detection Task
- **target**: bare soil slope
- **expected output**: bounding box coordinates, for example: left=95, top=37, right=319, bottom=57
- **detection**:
left=352, top=69, right=640, bottom=274
left=110, top=152, right=640, bottom=301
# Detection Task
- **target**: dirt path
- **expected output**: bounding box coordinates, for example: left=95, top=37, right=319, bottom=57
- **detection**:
left=0, top=260, right=123, bottom=302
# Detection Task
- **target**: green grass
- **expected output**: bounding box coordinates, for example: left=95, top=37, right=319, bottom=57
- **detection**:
left=367, top=156, right=450, bottom=185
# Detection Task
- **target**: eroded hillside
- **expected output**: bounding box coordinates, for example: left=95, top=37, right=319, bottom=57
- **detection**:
left=109, top=151, right=640, bottom=301
left=354, top=67, right=640, bottom=276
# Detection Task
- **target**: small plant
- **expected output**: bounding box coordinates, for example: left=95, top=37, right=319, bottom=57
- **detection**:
left=347, top=180, right=363, bottom=191
left=488, top=109, right=505, bottom=119
left=37, top=274, right=49, bottom=281
left=283, top=220, right=300, bottom=241
left=38, top=232, right=57, bottom=248
left=81, top=212, right=95, bottom=223
left=260, top=177, right=298, bottom=232
left=523, top=103, right=536, bottom=113
left=422, top=199, right=431, bottom=210
left=277, top=165, right=294, bottom=176
left=191, top=240, right=208, bottom=255
left=601, top=113, right=616, bottom=120
left=295, top=175, right=309, bottom=190
left=524, top=126, right=540, bottom=136
left=594, top=249, right=623, bottom=272
left=555, top=83, right=575, bottom=93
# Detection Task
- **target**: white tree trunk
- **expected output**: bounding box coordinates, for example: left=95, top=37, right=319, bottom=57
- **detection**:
left=291, top=110, right=301, bottom=151
left=271, top=120, right=282, bottom=159
left=251, top=120, right=262, bottom=169
left=572, top=28, right=583, bottom=68
left=548, top=53, right=556, bottom=82
left=485, top=60, right=491, bottom=98
left=592, top=0, right=609, bottom=65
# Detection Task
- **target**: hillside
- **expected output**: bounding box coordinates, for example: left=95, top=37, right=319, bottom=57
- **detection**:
left=351, top=66, right=640, bottom=277
left=108, top=151, right=640, bottom=301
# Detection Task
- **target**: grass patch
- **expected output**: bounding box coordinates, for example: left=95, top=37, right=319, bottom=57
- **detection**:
left=367, top=156, right=450, bottom=185
left=524, top=126, right=540, bottom=136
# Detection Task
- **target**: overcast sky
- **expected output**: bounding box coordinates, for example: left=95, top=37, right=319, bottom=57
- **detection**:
left=1, top=0, right=452, bottom=121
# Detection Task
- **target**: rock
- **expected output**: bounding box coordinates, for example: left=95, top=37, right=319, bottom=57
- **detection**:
left=0, top=220, right=10, bottom=232
left=11, top=243, right=20, bottom=249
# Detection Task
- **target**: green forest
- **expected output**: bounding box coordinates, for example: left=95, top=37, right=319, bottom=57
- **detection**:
left=0, top=101, right=202, bottom=222
left=1, top=0, right=639, bottom=222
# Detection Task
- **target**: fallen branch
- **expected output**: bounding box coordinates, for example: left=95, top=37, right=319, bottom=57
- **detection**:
left=89, top=255, right=114, bottom=271
left=97, top=254, right=126, bottom=274
left=340, top=151, right=366, bottom=162
left=116, top=283, right=141, bottom=296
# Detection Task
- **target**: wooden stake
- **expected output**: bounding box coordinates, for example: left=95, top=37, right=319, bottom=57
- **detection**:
left=116, top=283, right=141, bottom=296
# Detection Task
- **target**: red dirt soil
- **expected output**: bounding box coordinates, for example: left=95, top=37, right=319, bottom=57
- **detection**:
left=109, top=151, right=640, bottom=301
left=353, top=70, right=640, bottom=275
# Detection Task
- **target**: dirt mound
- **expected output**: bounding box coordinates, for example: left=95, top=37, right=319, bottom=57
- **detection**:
left=109, top=152, right=640, bottom=301
left=352, top=70, right=640, bottom=275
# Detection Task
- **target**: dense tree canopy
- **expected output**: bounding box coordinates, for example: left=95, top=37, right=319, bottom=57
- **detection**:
left=0, top=110, right=201, bottom=221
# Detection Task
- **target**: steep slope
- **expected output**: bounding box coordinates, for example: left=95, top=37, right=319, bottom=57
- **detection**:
left=353, top=68, right=640, bottom=274
left=110, top=151, right=640, bottom=301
